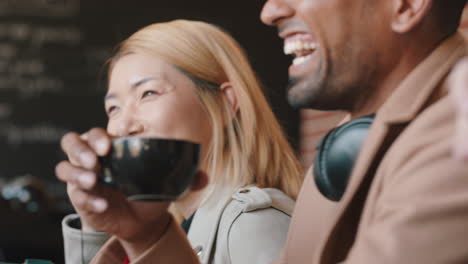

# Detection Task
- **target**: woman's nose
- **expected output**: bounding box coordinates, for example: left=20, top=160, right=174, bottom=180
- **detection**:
left=116, top=116, right=145, bottom=137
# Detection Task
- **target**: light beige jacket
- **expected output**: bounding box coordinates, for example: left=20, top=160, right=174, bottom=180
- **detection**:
left=81, top=32, right=468, bottom=264
left=62, top=186, right=294, bottom=264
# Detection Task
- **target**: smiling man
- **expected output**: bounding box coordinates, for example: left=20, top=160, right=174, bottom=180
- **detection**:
left=260, top=0, right=468, bottom=263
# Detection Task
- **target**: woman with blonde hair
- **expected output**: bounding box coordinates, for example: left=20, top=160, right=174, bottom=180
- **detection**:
left=58, top=19, right=303, bottom=264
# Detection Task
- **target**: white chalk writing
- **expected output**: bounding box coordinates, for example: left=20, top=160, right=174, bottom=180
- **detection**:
left=0, top=75, right=63, bottom=98
left=0, top=124, right=67, bottom=145
left=0, top=24, right=82, bottom=46
left=0, top=0, right=79, bottom=18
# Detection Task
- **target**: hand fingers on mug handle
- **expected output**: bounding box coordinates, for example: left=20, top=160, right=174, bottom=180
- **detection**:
left=190, top=170, right=209, bottom=192
left=68, top=184, right=109, bottom=214
left=61, top=131, right=98, bottom=169
left=86, top=128, right=112, bottom=157
left=56, top=160, right=97, bottom=190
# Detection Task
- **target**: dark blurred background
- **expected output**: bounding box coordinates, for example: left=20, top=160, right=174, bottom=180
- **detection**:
left=0, top=0, right=298, bottom=262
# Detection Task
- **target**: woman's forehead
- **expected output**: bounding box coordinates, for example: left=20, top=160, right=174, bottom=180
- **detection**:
left=112, top=54, right=173, bottom=77
left=109, top=56, right=179, bottom=87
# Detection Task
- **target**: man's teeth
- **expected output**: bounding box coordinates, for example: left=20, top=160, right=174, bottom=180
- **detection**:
left=293, top=54, right=313, bottom=66
left=284, top=40, right=318, bottom=55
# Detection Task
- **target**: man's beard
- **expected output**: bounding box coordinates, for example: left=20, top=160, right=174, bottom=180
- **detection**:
left=287, top=77, right=311, bottom=109
left=287, top=76, right=370, bottom=112
left=286, top=76, right=345, bottom=111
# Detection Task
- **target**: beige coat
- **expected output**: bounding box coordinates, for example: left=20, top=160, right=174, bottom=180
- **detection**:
left=88, top=32, right=468, bottom=264
left=63, top=186, right=294, bottom=264
left=277, top=33, right=468, bottom=264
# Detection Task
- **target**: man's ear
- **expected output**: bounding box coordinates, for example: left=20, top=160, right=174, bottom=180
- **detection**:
left=220, top=82, right=239, bottom=115
left=391, top=0, right=433, bottom=33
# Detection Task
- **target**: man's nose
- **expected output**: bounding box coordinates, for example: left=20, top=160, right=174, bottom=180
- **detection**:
left=260, top=0, right=294, bottom=26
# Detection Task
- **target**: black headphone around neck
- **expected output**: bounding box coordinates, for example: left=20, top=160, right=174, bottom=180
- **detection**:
left=313, top=114, right=374, bottom=202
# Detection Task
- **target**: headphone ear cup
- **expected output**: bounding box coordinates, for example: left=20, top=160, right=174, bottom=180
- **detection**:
left=313, top=115, right=374, bottom=201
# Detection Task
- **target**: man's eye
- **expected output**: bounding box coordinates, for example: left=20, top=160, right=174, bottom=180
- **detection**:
left=141, top=90, right=158, bottom=99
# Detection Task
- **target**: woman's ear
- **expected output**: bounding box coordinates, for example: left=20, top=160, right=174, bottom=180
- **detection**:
left=391, top=0, right=433, bottom=33
left=220, top=82, right=239, bottom=115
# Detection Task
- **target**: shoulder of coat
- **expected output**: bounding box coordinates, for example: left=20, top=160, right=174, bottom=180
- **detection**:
left=231, top=186, right=295, bottom=216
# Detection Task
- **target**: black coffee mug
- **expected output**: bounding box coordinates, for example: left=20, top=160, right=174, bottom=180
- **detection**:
left=99, top=137, right=200, bottom=201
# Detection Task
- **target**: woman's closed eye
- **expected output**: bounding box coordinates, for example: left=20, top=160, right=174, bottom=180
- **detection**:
left=106, top=105, right=119, bottom=116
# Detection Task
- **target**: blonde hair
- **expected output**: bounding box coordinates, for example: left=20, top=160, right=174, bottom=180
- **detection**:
left=110, top=20, right=303, bottom=200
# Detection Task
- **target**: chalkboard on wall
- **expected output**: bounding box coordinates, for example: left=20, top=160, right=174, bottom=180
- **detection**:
left=0, top=1, right=112, bottom=261
left=0, top=0, right=109, bottom=206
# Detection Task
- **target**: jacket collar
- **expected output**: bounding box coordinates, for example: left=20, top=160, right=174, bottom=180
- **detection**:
left=379, top=33, right=467, bottom=124
left=187, top=191, right=232, bottom=263
left=318, top=33, right=467, bottom=263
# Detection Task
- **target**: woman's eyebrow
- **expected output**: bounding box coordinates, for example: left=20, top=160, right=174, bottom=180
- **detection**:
left=130, top=76, right=160, bottom=89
